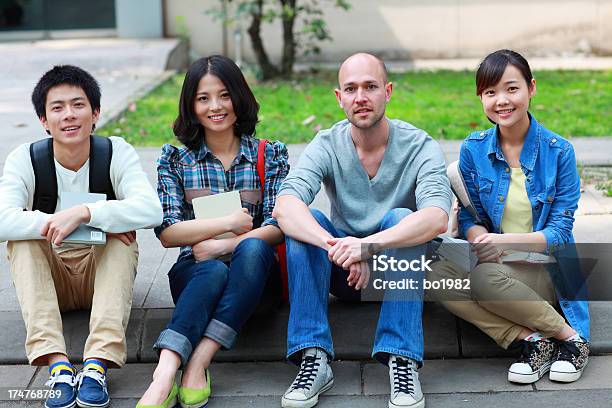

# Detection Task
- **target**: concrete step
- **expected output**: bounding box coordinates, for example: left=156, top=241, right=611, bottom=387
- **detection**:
left=1, top=301, right=611, bottom=365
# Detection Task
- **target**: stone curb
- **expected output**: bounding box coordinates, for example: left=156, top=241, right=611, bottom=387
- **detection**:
left=1, top=301, right=611, bottom=365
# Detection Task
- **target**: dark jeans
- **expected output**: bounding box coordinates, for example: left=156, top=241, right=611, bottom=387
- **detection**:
left=153, top=237, right=279, bottom=366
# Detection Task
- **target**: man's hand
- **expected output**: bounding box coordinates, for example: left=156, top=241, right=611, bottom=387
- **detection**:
left=192, top=238, right=234, bottom=262
left=107, top=231, right=136, bottom=246
left=225, top=208, right=253, bottom=235
left=472, top=233, right=507, bottom=263
left=327, top=236, right=368, bottom=269
left=347, top=261, right=371, bottom=290
left=40, top=205, right=91, bottom=246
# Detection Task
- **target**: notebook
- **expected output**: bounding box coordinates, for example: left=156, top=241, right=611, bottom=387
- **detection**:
left=434, top=236, right=478, bottom=272
left=60, top=192, right=107, bottom=245
left=192, top=190, right=243, bottom=239
left=500, top=250, right=556, bottom=264
left=434, top=236, right=555, bottom=272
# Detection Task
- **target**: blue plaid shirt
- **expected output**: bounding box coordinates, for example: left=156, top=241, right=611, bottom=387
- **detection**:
left=155, top=135, right=289, bottom=260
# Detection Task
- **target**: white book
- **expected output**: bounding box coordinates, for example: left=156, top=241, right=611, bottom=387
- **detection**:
left=60, top=192, right=106, bottom=245
left=436, top=236, right=478, bottom=272
left=500, top=250, right=556, bottom=264
left=435, top=236, right=555, bottom=271
left=192, top=190, right=242, bottom=239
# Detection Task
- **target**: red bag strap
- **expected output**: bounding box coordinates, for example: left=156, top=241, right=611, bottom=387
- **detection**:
left=256, top=138, right=289, bottom=301
left=256, top=139, right=268, bottom=195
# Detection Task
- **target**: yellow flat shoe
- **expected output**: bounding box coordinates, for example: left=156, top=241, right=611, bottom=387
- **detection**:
left=179, top=369, right=211, bottom=408
left=136, top=382, right=178, bottom=408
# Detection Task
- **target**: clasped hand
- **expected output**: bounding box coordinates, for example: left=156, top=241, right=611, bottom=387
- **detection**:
left=192, top=208, right=251, bottom=262
left=193, top=238, right=235, bottom=262
left=327, top=236, right=373, bottom=290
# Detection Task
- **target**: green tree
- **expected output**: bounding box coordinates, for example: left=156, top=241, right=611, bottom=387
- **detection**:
left=210, top=0, right=350, bottom=80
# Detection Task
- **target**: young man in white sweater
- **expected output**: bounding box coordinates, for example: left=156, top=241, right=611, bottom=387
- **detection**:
left=0, top=65, right=163, bottom=408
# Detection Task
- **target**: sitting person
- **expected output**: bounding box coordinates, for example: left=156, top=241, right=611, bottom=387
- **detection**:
left=428, top=49, right=589, bottom=384
left=0, top=65, right=163, bottom=408
left=274, top=53, right=452, bottom=408
left=137, top=55, right=289, bottom=408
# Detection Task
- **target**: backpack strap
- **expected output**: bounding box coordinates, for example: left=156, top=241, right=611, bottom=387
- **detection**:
left=30, top=138, right=58, bottom=214
left=89, top=135, right=116, bottom=200
left=30, top=135, right=116, bottom=214
left=446, top=160, right=492, bottom=232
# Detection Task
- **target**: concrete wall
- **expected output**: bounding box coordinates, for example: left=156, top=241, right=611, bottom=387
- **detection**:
left=164, top=0, right=612, bottom=62
left=116, top=0, right=163, bottom=38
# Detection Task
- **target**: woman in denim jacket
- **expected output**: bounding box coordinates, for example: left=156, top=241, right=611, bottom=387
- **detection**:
left=430, top=49, right=589, bottom=385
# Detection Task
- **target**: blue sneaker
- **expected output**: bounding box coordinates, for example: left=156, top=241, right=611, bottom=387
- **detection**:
left=45, top=362, right=77, bottom=408
left=75, top=360, right=110, bottom=408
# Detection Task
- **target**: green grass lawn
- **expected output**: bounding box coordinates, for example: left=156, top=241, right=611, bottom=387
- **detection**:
left=98, top=70, right=611, bottom=147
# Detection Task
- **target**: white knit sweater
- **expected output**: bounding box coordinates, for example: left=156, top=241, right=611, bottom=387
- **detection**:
left=0, top=136, right=162, bottom=242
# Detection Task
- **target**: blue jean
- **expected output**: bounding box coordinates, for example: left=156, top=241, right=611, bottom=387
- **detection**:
left=286, top=208, right=426, bottom=367
left=154, top=237, right=278, bottom=366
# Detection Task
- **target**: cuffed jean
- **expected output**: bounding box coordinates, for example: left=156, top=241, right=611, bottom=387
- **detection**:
left=286, top=208, right=426, bottom=367
left=153, top=237, right=278, bottom=366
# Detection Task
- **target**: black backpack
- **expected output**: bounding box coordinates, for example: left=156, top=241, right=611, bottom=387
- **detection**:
left=30, top=135, right=117, bottom=214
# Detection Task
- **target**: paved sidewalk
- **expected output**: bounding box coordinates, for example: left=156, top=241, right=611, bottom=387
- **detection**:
left=2, top=357, right=612, bottom=407
left=1, top=143, right=612, bottom=408
left=0, top=38, right=182, bottom=165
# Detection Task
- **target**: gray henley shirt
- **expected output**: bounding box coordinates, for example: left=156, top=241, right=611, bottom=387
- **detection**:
left=278, top=118, right=452, bottom=237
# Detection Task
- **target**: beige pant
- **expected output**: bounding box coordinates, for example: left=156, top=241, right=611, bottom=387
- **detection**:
left=427, top=260, right=566, bottom=349
left=7, top=239, right=138, bottom=367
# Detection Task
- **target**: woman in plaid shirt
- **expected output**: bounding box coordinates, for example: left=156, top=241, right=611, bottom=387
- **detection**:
left=138, top=55, right=289, bottom=408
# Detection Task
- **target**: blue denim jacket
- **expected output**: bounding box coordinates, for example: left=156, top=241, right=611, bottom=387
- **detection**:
left=458, top=113, right=589, bottom=341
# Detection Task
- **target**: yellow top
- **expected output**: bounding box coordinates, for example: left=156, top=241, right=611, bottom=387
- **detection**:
left=501, top=167, right=533, bottom=234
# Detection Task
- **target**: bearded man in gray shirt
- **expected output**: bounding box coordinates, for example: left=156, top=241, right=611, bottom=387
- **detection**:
left=273, top=53, right=452, bottom=408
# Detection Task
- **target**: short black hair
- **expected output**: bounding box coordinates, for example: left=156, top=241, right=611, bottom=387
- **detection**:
left=31, top=65, right=101, bottom=120
left=173, top=55, right=259, bottom=150
left=476, top=49, right=533, bottom=96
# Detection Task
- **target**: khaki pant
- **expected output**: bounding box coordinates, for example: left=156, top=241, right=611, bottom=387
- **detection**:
left=427, top=260, right=566, bottom=349
left=7, top=239, right=138, bottom=367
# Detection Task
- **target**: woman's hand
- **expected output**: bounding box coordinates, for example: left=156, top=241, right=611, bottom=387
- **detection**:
left=472, top=233, right=508, bottom=263
left=192, top=238, right=234, bottom=262
left=225, top=208, right=253, bottom=235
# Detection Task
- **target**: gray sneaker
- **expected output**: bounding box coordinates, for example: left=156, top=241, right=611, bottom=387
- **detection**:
left=388, top=355, right=424, bottom=408
left=281, top=348, right=334, bottom=408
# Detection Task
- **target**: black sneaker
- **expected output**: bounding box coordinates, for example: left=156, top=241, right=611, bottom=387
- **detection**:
left=508, top=339, right=557, bottom=384
left=549, top=338, right=589, bottom=382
